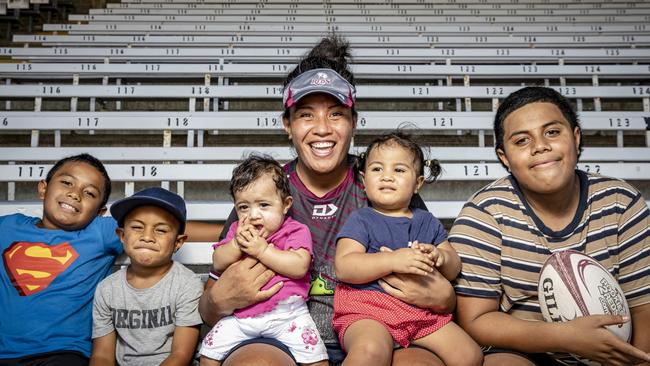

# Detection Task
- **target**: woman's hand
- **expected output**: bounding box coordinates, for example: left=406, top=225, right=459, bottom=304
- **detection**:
left=561, top=315, right=650, bottom=366
left=378, top=246, right=455, bottom=313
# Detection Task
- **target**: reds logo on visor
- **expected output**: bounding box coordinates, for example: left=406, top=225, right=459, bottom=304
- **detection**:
left=283, top=68, right=356, bottom=109
left=310, top=72, right=332, bottom=86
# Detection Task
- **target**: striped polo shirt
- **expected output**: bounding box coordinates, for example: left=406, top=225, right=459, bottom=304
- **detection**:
left=449, top=170, right=649, bottom=321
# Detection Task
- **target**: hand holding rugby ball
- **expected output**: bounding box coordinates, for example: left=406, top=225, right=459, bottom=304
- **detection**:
left=537, top=250, right=631, bottom=365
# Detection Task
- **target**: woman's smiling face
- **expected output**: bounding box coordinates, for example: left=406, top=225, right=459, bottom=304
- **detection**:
left=283, top=93, right=356, bottom=177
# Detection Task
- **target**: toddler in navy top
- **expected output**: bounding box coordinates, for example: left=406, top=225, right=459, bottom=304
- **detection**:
left=333, top=132, right=482, bottom=366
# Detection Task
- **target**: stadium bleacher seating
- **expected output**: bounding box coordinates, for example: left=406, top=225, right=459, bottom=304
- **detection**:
left=0, top=0, right=74, bottom=43
left=1, top=0, right=649, bottom=265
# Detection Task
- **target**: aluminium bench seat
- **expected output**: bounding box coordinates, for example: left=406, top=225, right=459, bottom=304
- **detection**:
left=65, top=13, right=650, bottom=24
left=2, top=63, right=648, bottom=80
left=89, top=5, right=650, bottom=16
left=1, top=111, right=646, bottom=132
left=101, top=2, right=650, bottom=12
left=2, top=46, right=648, bottom=63
left=87, top=9, right=650, bottom=18
left=2, top=146, right=648, bottom=164
left=1, top=84, right=649, bottom=100
left=12, top=34, right=650, bottom=48
left=40, top=23, right=650, bottom=35
left=117, top=0, right=644, bottom=3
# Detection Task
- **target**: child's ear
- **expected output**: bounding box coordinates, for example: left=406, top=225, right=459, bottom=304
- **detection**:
left=116, top=227, right=125, bottom=242
left=414, top=175, right=425, bottom=194
left=97, top=206, right=107, bottom=217
left=573, top=126, right=581, bottom=154
left=37, top=180, right=47, bottom=200
left=174, top=234, right=188, bottom=253
left=283, top=196, right=293, bottom=215
left=497, top=148, right=511, bottom=172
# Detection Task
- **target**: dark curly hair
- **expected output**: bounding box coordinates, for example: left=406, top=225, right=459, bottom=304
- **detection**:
left=230, top=155, right=291, bottom=201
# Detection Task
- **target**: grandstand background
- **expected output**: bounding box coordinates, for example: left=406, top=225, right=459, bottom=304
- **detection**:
left=0, top=0, right=649, bottom=244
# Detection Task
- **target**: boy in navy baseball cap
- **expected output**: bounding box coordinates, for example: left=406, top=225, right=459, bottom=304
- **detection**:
left=110, top=186, right=188, bottom=234
left=90, top=187, right=203, bottom=365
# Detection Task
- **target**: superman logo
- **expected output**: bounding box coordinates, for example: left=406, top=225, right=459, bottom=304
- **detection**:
left=3, top=241, right=78, bottom=296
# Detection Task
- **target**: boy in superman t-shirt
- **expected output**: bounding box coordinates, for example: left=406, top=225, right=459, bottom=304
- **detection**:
left=0, top=154, right=122, bottom=365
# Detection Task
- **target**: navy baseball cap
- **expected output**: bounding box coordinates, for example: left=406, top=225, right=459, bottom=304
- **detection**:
left=110, top=187, right=187, bottom=234
left=282, top=68, right=356, bottom=109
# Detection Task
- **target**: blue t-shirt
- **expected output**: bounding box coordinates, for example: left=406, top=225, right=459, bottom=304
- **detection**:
left=336, top=207, right=447, bottom=292
left=0, top=213, right=123, bottom=359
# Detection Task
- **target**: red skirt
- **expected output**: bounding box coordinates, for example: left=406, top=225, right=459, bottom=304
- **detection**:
left=332, top=284, right=452, bottom=349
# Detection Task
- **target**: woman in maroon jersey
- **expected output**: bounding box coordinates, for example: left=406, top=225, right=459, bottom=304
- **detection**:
left=196, top=35, right=456, bottom=366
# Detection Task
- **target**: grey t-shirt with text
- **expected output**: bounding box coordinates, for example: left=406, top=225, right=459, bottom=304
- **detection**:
left=92, top=261, right=203, bottom=365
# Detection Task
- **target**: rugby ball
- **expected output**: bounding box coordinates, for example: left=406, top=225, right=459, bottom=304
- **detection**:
left=538, top=250, right=631, bottom=365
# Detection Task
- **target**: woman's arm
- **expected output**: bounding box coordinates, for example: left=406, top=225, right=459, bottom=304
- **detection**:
left=89, top=332, right=117, bottom=366
left=160, top=326, right=200, bottom=366
left=184, top=221, right=223, bottom=242
left=198, top=256, right=282, bottom=326
left=378, top=269, right=455, bottom=313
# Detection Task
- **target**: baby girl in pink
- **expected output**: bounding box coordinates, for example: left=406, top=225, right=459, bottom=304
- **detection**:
left=199, top=156, right=328, bottom=366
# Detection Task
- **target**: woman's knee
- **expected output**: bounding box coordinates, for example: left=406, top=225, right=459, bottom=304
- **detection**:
left=441, top=346, right=483, bottom=366
left=483, top=352, right=536, bottom=366
left=222, top=344, right=296, bottom=366
left=391, top=347, right=444, bottom=366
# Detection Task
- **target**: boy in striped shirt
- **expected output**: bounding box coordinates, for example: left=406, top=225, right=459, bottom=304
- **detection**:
left=449, top=86, right=650, bottom=366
